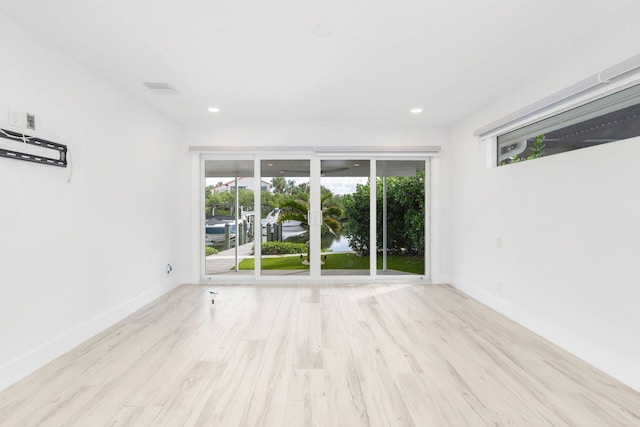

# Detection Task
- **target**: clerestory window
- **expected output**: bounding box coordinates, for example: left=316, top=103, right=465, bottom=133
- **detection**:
left=498, top=83, right=640, bottom=165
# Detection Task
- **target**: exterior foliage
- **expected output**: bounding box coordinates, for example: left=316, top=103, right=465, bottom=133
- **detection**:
left=261, top=241, right=307, bottom=255
left=343, top=173, right=425, bottom=256
left=342, top=183, right=370, bottom=255
left=205, top=180, right=346, bottom=222
left=205, top=188, right=254, bottom=217
left=278, top=193, right=343, bottom=237
left=501, top=134, right=546, bottom=165
left=271, top=177, right=287, bottom=194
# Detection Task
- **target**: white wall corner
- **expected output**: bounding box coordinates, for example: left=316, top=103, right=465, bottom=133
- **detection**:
left=431, top=273, right=450, bottom=284
left=191, top=153, right=203, bottom=282
left=450, top=278, right=640, bottom=393
left=0, top=279, right=180, bottom=392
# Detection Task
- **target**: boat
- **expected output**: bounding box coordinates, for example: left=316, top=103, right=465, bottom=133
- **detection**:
left=205, top=205, right=255, bottom=245
left=261, top=208, right=302, bottom=229
left=205, top=219, right=236, bottom=244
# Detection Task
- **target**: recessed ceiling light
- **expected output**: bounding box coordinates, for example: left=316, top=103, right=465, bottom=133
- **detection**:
left=353, top=163, right=360, bottom=167
left=267, top=163, right=273, bottom=167
left=143, top=82, right=178, bottom=94
left=208, top=107, right=220, bottom=113
left=411, top=108, right=423, bottom=114
left=279, top=171, right=284, bottom=174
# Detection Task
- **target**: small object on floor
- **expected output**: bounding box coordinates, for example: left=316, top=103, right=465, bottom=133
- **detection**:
left=208, top=290, right=218, bottom=304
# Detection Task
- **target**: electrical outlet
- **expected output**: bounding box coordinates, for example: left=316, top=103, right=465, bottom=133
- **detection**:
left=9, top=108, right=23, bottom=127
left=496, top=281, right=502, bottom=293
left=495, top=235, right=502, bottom=247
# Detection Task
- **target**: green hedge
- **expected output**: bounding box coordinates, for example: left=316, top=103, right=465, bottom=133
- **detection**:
left=205, top=246, right=219, bottom=256
left=262, top=241, right=307, bottom=255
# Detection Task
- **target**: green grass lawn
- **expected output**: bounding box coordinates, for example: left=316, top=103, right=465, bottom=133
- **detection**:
left=238, top=253, right=424, bottom=275
left=379, top=254, right=425, bottom=275
left=237, top=255, right=308, bottom=270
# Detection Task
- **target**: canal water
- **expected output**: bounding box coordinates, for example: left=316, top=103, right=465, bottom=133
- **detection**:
left=282, top=228, right=353, bottom=253
left=328, top=235, right=351, bottom=252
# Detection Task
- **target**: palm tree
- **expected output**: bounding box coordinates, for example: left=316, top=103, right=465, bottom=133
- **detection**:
left=271, top=176, right=287, bottom=194
left=278, top=192, right=343, bottom=262
left=278, top=193, right=342, bottom=235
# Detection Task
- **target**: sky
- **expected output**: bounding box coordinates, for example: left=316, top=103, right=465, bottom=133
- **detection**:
left=320, top=177, right=368, bottom=195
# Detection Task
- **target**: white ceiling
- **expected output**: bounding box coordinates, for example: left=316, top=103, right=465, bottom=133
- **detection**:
left=1, top=0, right=639, bottom=127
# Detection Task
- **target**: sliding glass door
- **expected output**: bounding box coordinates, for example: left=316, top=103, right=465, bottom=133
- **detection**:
left=260, top=159, right=310, bottom=276
left=376, top=160, right=426, bottom=276
left=320, top=159, right=370, bottom=276
left=202, top=155, right=429, bottom=281
left=204, top=159, right=255, bottom=276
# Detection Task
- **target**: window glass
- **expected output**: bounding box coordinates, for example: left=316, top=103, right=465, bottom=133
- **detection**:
left=258, top=160, right=310, bottom=276
left=321, top=160, right=370, bottom=277
left=204, top=160, right=255, bottom=275
left=376, top=160, right=426, bottom=276
left=498, top=84, right=640, bottom=165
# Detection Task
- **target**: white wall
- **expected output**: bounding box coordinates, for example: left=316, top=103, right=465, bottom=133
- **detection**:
left=0, top=14, right=190, bottom=390
left=183, top=123, right=452, bottom=283
left=450, top=27, right=640, bottom=391
left=185, top=122, right=447, bottom=149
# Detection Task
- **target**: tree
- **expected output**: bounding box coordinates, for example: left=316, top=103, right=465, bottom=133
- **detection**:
left=278, top=192, right=343, bottom=237
left=383, top=174, right=425, bottom=255
left=261, top=190, right=281, bottom=217
left=342, top=173, right=425, bottom=256
left=290, top=182, right=310, bottom=199
left=285, top=179, right=297, bottom=195
left=237, top=189, right=254, bottom=207
left=277, top=191, right=343, bottom=262
left=206, top=188, right=254, bottom=217
left=271, top=177, right=286, bottom=194
left=342, top=184, right=370, bottom=254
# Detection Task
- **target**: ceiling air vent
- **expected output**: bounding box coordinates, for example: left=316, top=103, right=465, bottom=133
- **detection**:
left=143, top=82, right=179, bottom=94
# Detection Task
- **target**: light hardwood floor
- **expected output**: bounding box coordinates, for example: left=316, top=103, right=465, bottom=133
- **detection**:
left=1, top=283, right=639, bottom=426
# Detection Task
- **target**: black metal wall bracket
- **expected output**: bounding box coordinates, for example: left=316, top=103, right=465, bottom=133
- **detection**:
left=0, top=128, right=67, bottom=167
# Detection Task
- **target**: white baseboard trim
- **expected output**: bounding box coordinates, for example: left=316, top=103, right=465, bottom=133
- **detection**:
left=431, top=273, right=450, bottom=284
left=0, top=279, right=179, bottom=392
left=451, top=278, right=640, bottom=393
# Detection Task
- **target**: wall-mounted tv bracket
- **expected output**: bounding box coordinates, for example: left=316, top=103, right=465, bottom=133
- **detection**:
left=0, top=128, right=67, bottom=167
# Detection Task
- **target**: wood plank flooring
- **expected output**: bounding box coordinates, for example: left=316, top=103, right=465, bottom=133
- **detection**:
left=1, top=283, right=639, bottom=426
